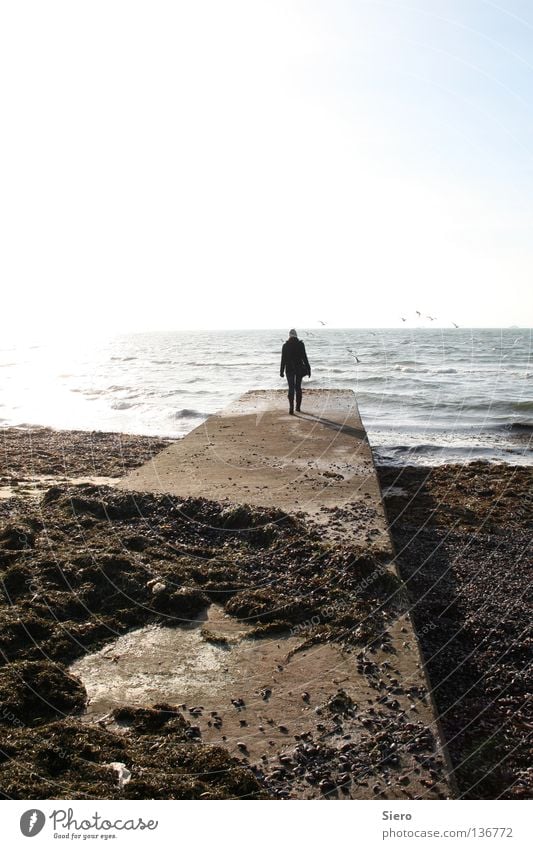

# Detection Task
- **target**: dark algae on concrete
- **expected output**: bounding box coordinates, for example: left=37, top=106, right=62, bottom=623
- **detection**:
left=0, top=429, right=407, bottom=799
left=0, top=482, right=397, bottom=666
left=0, top=710, right=262, bottom=800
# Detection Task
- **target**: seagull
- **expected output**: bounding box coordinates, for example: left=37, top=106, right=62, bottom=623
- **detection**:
left=452, top=322, right=459, bottom=328
left=416, top=310, right=421, bottom=317
left=427, top=315, right=437, bottom=321
left=401, top=317, right=407, bottom=322
left=318, top=320, right=327, bottom=326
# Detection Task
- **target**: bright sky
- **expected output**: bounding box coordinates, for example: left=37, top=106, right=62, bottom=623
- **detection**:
left=1, top=0, right=532, bottom=338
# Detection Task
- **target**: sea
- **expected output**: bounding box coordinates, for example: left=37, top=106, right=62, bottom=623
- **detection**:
left=1, top=328, right=531, bottom=466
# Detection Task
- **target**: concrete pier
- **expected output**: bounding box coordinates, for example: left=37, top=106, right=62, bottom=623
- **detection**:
left=118, top=389, right=389, bottom=548
left=99, top=389, right=453, bottom=798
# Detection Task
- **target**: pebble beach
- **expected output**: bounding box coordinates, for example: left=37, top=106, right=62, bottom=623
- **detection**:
left=0, top=425, right=530, bottom=799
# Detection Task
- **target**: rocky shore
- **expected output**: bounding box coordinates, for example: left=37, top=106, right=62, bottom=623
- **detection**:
left=0, top=426, right=530, bottom=799
left=380, top=462, right=532, bottom=799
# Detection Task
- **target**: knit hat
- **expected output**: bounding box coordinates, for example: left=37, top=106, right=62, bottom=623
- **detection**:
left=289, top=328, right=298, bottom=338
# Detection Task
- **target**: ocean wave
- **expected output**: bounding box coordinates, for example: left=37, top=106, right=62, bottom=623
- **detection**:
left=220, top=361, right=263, bottom=367
left=503, top=370, right=532, bottom=378
left=158, top=388, right=211, bottom=397
left=505, top=421, right=533, bottom=434
left=173, top=408, right=206, bottom=419
left=392, top=365, right=429, bottom=373
left=110, top=401, right=137, bottom=410
left=374, top=442, right=533, bottom=467
left=366, top=397, right=533, bottom=415
left=352, top=375, right=390, bottom=384
left=182, top=376, right=209, bottom=384
left=483, top=399, right=533, bottom=413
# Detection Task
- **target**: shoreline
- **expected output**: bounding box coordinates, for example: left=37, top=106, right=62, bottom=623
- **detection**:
left=0, top=425, right=531, bottom=799
left=3, top=419, right=532, bottom=474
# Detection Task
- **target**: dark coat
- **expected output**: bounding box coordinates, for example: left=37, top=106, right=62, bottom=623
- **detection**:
left=280, top=337, right=311, bottom=377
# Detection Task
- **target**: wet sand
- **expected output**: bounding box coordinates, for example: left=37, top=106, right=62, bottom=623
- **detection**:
left=0, top=423, right=530, bottom=799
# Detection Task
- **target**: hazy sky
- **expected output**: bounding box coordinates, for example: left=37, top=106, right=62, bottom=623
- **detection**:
left=1, top=0, right=532, bottom=337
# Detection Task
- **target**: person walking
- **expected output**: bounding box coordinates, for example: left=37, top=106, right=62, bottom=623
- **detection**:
left=280, top=329, right=311, bottom=414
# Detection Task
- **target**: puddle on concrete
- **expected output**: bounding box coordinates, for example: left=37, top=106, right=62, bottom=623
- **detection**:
left=70, top=606, right=257, bottom=718
left=70, top=605, right=368, bottom=766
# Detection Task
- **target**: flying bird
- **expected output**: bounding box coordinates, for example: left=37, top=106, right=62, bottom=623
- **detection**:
left=452, top=322, right=459, bottom=328
left=318, top=320, right=327, bottom=326
left=427, top=315, right=437, bottom=321
left=416, top=310, right=421, bottom=317
left=401, top=317, right=406, bottom=322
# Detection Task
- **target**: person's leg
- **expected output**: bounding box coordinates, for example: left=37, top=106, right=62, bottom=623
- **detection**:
left=295, top=374, right=303, bottom=411
left=286, top=371, right=295, bottom=413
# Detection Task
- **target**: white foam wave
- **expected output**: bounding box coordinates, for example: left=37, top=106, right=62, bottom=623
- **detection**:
left=111, top=401, right=136, bottom=410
